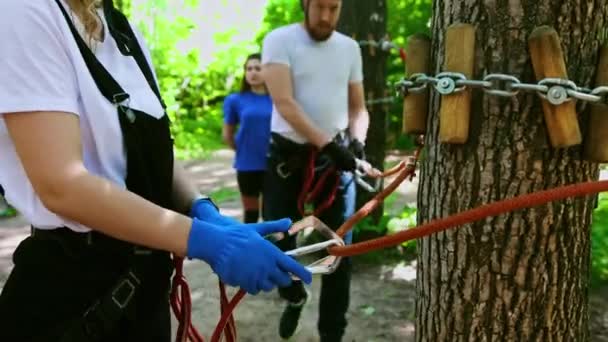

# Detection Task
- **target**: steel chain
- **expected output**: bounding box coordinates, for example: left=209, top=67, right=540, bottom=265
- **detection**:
left=394, top=72, right=608, bottom=106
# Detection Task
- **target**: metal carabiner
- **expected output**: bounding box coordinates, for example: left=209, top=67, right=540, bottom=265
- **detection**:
left=272, top=216, right=344, bottom=275
left=354, top=159, right=382, bottom=193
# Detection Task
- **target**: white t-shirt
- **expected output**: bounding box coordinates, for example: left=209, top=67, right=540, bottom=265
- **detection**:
left=261, top=23, right=363, bottom=143
left=0, top=0, right=164, bottom=232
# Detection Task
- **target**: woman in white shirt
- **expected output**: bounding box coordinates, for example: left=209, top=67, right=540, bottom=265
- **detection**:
left=0, top=0, right=311, bottom=341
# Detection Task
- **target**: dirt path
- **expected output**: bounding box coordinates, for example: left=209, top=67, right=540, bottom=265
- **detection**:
left=0, top=150, right=606, bottom=341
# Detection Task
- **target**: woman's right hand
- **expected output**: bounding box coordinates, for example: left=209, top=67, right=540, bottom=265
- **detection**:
left=186, top=218, right=312, bottom=294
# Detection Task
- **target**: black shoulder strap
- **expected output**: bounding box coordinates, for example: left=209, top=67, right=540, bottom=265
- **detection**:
left=54, top=0, right=166, bottom=109
left=103, top=0, right=166, bottom=108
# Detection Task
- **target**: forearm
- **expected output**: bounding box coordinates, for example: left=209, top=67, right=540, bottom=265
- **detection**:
left=349, top=109, right=370, bottom=143
left=276, top=99, right=331, bottom=148
left=45, top=170, right=191, bottom=257
left=171, top=161, right=202, bottom=215
left=222, top=127, right=236, bottom=150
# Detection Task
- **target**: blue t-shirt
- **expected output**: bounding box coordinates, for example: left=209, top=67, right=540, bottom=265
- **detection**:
left=223, top=91, right=273, bottom=171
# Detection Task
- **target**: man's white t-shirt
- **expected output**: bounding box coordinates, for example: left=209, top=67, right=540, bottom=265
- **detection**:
left=0, top=0, right=165, bottom=232
left=261, top=23, right=363, bottom=143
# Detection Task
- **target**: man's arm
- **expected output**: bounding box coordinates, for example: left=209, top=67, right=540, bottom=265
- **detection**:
left=348, top=81, right=370, bottom=143
left=263, top=63, right=331, bottom=148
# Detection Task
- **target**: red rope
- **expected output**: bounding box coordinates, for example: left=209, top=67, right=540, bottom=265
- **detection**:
left=210, top=290, right=246, bottom=342
left=297, top=149, right=340, bottom=217
left=218, top=281, right=237, bottom=342
left=170, top=257, right=205, bottom=342
left=171, top=258, right=237, bottom=342
left=399, top=47, right=407, bottom=63
left=330, top=176, right=608, bottom=256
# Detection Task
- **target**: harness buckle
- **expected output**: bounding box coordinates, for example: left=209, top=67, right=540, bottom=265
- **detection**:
left=111, top=271, right=140, bottom=309
left=274, top=216, right=344, bottom=276
left=112, top=92, right=130, bottom=105
left=276, top=162, right=292, bottom=179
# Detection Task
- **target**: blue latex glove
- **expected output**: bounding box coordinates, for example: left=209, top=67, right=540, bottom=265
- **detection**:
left=190, top=197, right=240, bottom=226
left=186, top=217, right=312, bottom=295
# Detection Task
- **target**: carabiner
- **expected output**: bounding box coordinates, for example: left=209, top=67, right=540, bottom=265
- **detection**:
left=354, top=159, right=382, bottom=193
left=273, top=216, right=344, bottom=275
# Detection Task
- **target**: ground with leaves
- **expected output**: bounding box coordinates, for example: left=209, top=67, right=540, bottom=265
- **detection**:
left=0, top=150, right=606, bottom=341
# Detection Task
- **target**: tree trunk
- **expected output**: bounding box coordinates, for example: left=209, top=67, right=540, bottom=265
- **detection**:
left=338, top=0, right=388, bottom=223
left=416, top=1, right=607, bottom=341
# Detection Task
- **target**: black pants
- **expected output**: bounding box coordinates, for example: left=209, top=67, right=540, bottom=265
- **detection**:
left=0, top=229, right=173, bottom=341
left=262, top=134, right=355, bottom=338
left=236, top=170, right=265, bottom=197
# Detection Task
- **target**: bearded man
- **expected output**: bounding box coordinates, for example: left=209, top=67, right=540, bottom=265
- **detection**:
left=261, top=0, right=373, bottom=340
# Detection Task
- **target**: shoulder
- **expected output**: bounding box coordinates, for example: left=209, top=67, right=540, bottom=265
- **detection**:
left=226, top=92, right=241, bottom=101
left=333, top=31, right=359, bottom=50
left=0, top=0, right=62, bottom=31
left=224, top=93, right=241, bottom=106
left=264, top=24, right=299, bottom=43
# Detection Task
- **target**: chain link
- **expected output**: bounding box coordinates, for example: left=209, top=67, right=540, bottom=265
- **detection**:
left=395, top=72, right=608, bottom=106
left=358, top=39, right=398, bottom=51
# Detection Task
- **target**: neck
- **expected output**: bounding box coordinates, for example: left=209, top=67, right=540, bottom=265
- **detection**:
left=250, top=85, right=266, bottom=94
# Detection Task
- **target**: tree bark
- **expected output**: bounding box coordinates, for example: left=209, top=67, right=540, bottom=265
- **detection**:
left=416, top=1, right=607, bottom=341
left=338, top=0, right=388, bottom=223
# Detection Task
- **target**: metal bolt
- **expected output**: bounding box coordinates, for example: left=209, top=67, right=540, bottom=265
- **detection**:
left=436, top=78, right=456, bottom=95
left=547, top=86, right=569, bottom=105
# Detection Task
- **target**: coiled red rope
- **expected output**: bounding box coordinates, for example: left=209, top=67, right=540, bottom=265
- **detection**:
left=170, top=257, right=237, bottom=342
left=298, top=149, right=340, bottom=217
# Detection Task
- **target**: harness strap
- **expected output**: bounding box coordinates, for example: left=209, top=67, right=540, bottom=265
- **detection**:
left=61, top=270, right=141, bottom=342
left=53, top=1, right=178, bottom=340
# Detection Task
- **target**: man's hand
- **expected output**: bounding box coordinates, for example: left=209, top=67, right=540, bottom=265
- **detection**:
left=349, top=139, right=365, bottom=160
left=320, top=141, right=357, bottom=171
left=356, top=159, right=383, bottom=178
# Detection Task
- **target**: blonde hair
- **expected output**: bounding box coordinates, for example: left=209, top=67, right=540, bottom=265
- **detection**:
left=66, top=0, right=103, bottom=40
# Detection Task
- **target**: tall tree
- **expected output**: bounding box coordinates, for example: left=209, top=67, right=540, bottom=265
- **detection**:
left=416, top=1, right=608, bottom=340
left=337, top=0, right=389, bottom=223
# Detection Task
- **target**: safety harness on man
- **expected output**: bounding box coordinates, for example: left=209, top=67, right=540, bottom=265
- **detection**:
left=54, top=0, right=175, bottom=340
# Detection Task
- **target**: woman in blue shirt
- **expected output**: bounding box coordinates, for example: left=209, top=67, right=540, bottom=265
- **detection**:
left=223, top=53, right=272, bottom=223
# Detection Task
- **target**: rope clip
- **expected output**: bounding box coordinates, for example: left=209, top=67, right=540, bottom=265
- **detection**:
left=269, top=216, right=344, bottom=276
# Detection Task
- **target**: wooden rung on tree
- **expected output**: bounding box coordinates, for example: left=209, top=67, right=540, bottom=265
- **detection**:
left=584, top=43, right=608, bottom=162
left=528, top=26, right=582, bottom=148
left=439, top=23, right=476, bottom=144
left=402, top=33, right=431, bottom=135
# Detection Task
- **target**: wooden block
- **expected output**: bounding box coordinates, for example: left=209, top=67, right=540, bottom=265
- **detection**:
left=402, top=33, right=431, bottom=134
left=528, top=26, right=582, bottom=148
left=439, top=23, right=476, bottom=144
left=585, top=43, right=608, bottom=161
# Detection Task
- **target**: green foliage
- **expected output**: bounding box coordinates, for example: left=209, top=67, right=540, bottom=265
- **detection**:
left=131, top=1, right=258, bottom=159
left=592, top=193, right=608, bottom=286
left=208, top=187, right=240, bottom=204
left=255, top=0, right=304, bottom=46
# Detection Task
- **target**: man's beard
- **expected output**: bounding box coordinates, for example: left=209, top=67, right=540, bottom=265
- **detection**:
left=305, top=20, right=334, bottom=41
